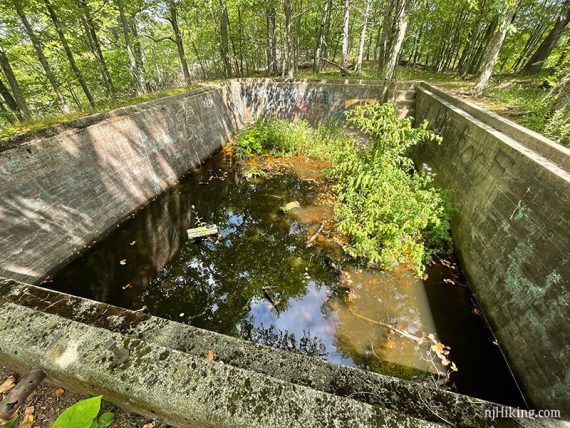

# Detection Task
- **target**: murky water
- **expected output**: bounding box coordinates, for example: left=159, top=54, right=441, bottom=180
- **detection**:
left=46, top=149, right=525, bottom=407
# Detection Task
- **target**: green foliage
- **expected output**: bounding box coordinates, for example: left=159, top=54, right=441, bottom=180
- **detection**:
left=236, top=102, right=451, bottom=274
left=545, top=108, right=570, bottom=147
left=0, top=417, right=18, bottom=428
left=52, top=395, right=114, bottom=428
left=336, top=103, right=450, bottom=274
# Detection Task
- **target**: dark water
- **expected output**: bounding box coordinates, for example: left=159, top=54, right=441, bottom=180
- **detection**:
left=46, top=150, right=526, bottom=408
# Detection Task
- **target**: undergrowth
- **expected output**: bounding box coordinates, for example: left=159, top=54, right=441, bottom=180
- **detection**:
left=235, top=102, right=451, bottom=275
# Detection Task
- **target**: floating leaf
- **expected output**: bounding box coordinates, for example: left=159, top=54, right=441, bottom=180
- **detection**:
left=119, top=259, right=127, bottom=265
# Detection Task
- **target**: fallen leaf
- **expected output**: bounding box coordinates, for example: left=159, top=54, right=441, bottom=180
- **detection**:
left=142, top=424, right=155, bottom=428
left=472, top=307, right=481, bottom=316
left=18, top=407, right=34, bottom=428
left=122, top=283, right=132, bottom=290
left=0, top=375, right=16, bottom=393
left=119, top=259, right=127, bottom=265
left=54, top=387, right=65, bottom=398
left=130, top=241, right=136, bottom=246
left=385, top=338, right=396, bottom=349
left=206, top=350, right=214, bottom=362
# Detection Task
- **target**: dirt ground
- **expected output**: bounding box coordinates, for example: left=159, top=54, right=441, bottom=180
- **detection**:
left=0, top=364, right=170, bottom=428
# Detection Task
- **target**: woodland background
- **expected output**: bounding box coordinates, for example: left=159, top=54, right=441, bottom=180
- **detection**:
left=0, top=0, right=568, bottom=144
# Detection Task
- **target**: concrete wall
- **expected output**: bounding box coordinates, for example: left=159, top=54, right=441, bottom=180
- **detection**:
left=0, top=83, right=246, bottom=284
left=0, top=79, right=412, bottom=284
left=414, top=83, right=570, bottom=414
left=1, top=79, right=569, bottom=417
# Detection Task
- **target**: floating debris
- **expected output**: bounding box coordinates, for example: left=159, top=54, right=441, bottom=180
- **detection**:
left=280, top=201, right=301, bottom=212
left=187, top=225, right=219, bottom=240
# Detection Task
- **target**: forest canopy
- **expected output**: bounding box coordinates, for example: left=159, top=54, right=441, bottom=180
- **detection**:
left=0, top=0, right=568, bottom=144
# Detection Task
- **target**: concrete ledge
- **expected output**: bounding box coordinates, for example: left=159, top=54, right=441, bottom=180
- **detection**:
left=417, top=82, right=570, bottom=172
left=415, top=84, right=570, bottom=415
left=0, top=277, right=539, bottom=427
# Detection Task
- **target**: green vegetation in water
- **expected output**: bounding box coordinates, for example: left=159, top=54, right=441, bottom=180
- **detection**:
left=236, top=102, right=451, bottom=274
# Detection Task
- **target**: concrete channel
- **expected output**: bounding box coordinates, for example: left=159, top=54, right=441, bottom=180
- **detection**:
left=0, top=79, right=568, bottom=426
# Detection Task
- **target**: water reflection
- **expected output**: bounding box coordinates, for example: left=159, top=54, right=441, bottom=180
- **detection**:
left=48, top=150, right=525, bottom=406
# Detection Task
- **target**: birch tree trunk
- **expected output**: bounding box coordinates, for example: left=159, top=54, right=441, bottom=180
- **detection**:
left=355, top=0, right=372, bottom=73
left=382, top=0, right=408, bottom=82
left=13, top=0, right=69, bottom=113
left=168, top=0, right=192, bottom=86
left=314, top=0, right=332, bottom=73
left=116, top=0, right=145, bottom=95
left=44, top=0, right=96, bottom=108
left=340, top=0, right=351, bottom=75
left=473, top=4, right=517, bottom=96
left=0, top=44, right=30, bottom=120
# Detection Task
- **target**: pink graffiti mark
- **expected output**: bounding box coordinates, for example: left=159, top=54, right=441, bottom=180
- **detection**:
left=291, top=97, right=310, bottom=119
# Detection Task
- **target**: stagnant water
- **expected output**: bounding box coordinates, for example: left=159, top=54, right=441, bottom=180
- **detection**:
left=46, top=149, right=525, bottom=407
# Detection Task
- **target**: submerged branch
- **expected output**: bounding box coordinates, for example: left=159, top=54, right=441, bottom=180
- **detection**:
left=348, top=308, right=426, bottom=344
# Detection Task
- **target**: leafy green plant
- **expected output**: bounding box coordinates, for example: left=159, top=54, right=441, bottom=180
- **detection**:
left=235, top=102, right=451, bottom=274
left=544, top=108, right=570, bottom=147
left=52, top=395, right=114, bottom=428
left=243, top=166, right=268, bottom=179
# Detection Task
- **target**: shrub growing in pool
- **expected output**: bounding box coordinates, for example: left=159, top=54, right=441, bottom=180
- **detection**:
left=235, top=102, right=451, bottom=275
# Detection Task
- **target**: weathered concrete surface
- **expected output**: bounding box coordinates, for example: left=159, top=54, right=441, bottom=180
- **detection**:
left=0, top=84, right=246, bottom=284
left=0, top=79, right=569, bottom=423
left=0, top=79, right=413, bottom=286
left=0, top=278, right=447, bottom=428
left=239, top=79, right=416, bottom=120
left=414, top=82, right=570, bottom=416
left=0, top=277, right=550, bottom=428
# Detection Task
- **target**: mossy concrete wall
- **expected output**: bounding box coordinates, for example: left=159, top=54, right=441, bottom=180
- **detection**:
left=415, top=82, right=570, bottom=415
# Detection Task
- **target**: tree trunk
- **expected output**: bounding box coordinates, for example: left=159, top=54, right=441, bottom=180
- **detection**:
left=550, top=73, right=570, bottom=115
left=314, top=0, right=332, bottom=73
left=283, top=0, right=294, bottom=78
left=167, top=1, right=192, bottom=86
left=266, top=4, right=278, bottom=75
left=473, top=4, right=517, bottom=96
left=116, top=0, right=145, bottom=95
left=378, top=0, right=395, bottom=70
left=76, top=0, right=116, bottom=101
left=130, top=11, right=147, bottom=89
left=0, top=78, right=22, bottom=121
left=219, top=0, right=232, bottom=78
left=523, top=0, right=570, bottom=73
left=191, top=41, right=208, bottom=80
left=355, top=0, right=372, bottom=73
left=382, top=0, right=408, bottom=82
left=0, top=44, right=30, bottom=120
left=13, top=0, right=69, bottom=113
left=44, top=0, right=96, bottom=108
left=340, top=0, right=350, bottom=75
left=512, top=21, right=547, bottom=71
